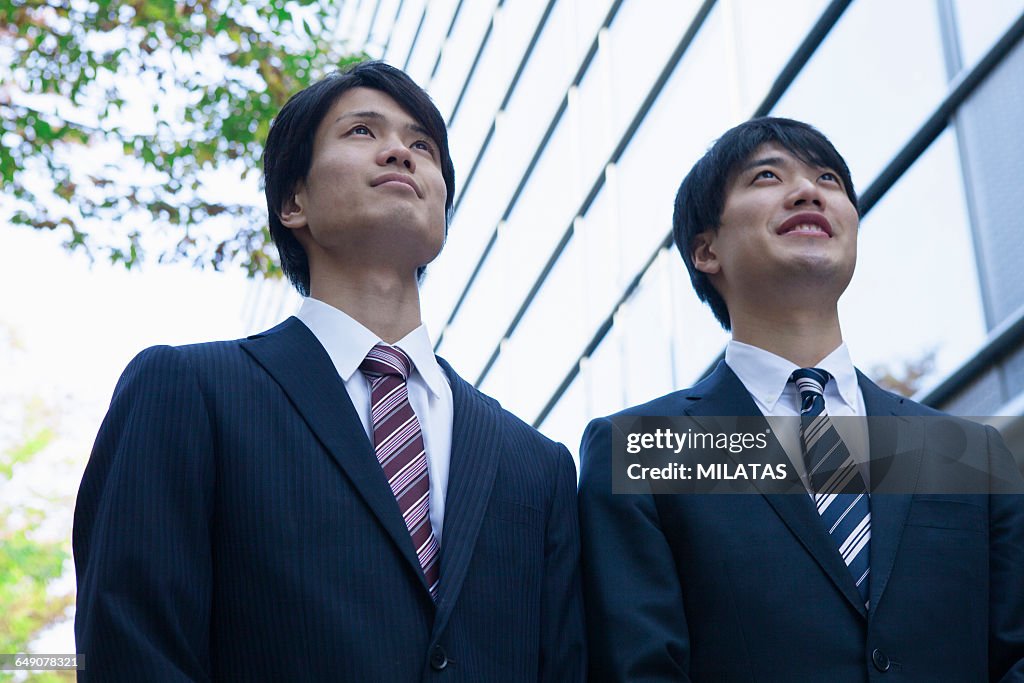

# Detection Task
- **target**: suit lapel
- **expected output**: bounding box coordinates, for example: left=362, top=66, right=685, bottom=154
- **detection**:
left=688, top=363, right=868, bottom=617
left=858, top=372, right=922, bottom=615
left=241, top=317, right=432, bottom=596
left=430, top=357, right=501, bottom=639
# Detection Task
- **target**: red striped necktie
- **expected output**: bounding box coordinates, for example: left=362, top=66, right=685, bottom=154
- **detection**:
left=360, top=343, right=440, bottom=600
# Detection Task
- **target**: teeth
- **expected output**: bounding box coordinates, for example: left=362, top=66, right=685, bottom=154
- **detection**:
left=788, top=224, right=825, bottom=233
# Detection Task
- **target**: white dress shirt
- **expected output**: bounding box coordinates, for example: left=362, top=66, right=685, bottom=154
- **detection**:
left=295, top=297, right=454, bottom=543
left=724, top=340, right=870, bottom=491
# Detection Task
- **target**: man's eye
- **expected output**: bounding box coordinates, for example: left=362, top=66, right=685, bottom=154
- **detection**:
left=412, top=140, right=433, bottom=153
left=820, top=171, right=839, bottom=183
left=350, top=125, right=371, bottom=135
left=754, top=170, right=777, bottom=180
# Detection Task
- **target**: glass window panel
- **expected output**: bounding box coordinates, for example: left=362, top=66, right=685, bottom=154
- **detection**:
left=585, top=323, right=629, bottom=418
left=614, top=3, right=738, bottom=283
left=494, top=0, right=610, bottom=185
left=481, top=234, right=588, bottom=423
left=841, top=129, right=985, bottom=386
left=336, top=3, right=361, bottom=47
left=952, top=0, right=1024, bottom=69
left=384, top=0, right=427, bottom=67
left=667, top=247, right=731, bottom=385
left=604, top=0, right=702, bottom=132
left=440, top=117, right=580, bottom=373
left=450, top=163, right=607, bottom=371
left=725, top=0, right=829, bottom=115
left=570, top=0, right=698, bottom=188
left=419, top=122, right=524, bottom=333
left=578, top=181, right=627, bottom=334
left=570, top=39, right=614, bottom=187
left=434, top=234, right=508, bottom=383
left=565, top=0, right=616, bottom=66
left=617, top=257, right=679, bottom=405
left=537, top=367, right=589, bottom=470
left=954, top=39, right=1024, bottom=327
left=367, top=0, right=402, bottom=54
left=446, top=0, right=550, bottom=176
left=499, top=115, right=583, bottom=275
left=349, top=0, right=379, bottom=51
left=772, top=0, right=948, bottom=186
left=452, top=0, right=548, bottom=124
left=429, top=0, right=499, bottom=120
left=405, top=0, right=459, bottom=85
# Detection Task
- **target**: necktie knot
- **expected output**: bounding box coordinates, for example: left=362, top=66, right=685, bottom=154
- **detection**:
left=360, top=343, right=412, bottom=380
left=790, top=367, right=830, bottom=393
left=790, top=367, right=831, bottom=412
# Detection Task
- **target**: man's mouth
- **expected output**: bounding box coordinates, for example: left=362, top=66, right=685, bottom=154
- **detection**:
left=776, top=213, right=833, bottom=237
left=371, top=173, right=422, bottom=197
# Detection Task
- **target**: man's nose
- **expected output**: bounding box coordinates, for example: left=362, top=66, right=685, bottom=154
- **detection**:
left=378, top=137, right=416, bottom=172
left=787, top=176, right=824, bottom=209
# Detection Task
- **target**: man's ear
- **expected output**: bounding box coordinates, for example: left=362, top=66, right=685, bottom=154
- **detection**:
left=691, top=231, right=721, bottom=275
left=278, top=184, right=308, bottom=229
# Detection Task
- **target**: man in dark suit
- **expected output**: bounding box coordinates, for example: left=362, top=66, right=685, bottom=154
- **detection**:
left=74, top=60, right=585, bottom=681
left=578, top=117, right=1024, bottom=681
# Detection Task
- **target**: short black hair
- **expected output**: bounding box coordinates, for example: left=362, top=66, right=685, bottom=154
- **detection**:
left=262, top=60, right=456, bottom=295
left=671, top=117, right=857, bottom=330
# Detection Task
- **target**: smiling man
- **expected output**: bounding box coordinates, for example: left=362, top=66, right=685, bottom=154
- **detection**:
left=74, top=61, right=584, bottom=682
left=578, top=117, right=1024, bottom=681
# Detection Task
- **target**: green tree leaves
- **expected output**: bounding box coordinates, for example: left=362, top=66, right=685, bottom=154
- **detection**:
left=0, top=395, right=72, bottom=682
left=1, top=0, right=364, bottom=277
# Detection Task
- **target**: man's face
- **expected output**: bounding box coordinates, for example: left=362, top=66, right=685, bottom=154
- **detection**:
left=282, top=87, right=448, bottom=278
left=693, top=142, right=859, bottom=310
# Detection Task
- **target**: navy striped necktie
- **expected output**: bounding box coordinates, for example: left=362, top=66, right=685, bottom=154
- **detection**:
left=360, top=344, right=440, bottom=600
left=791, top=368, right=870, bottom=606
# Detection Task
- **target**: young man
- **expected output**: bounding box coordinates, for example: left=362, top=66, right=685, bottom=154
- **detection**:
left=74, top=61, right=585, bottom=682
left=578, top=117, right=1024, bottom=681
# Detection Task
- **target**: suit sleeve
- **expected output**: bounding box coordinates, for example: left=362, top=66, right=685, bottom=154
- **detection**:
left=539, top=444, right=587, bottom=683
left=578, top=417, right=691, bottom=683
left=987, top=425, right=1024, bottom=682
left=73, top=346, right=214, bottom=682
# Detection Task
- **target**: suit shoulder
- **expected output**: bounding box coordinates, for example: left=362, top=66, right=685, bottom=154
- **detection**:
left=438, top=357, right=569, bottom=459
left=112, top=338, right=259, bottom=403
left=887, top=394, right=945, bottom=417
left=477, top=385, right=566, bottom=454
left=121, top=338, right=249, bottom=377
left=589, top=389, right=695, bottom=425
left=858, top=372, right=958, bottom=418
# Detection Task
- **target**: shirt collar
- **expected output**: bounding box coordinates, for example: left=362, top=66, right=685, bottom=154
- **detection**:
left=725, top=339, right=859, bottom=412
left=295, top=297, right=448, bottom=399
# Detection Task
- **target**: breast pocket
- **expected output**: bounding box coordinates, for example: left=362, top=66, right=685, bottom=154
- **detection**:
left=484, top=499, right=545, bottom=529
left=904, top=496, right=986, bottom=533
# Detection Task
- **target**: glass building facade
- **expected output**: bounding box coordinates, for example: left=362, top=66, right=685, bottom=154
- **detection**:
left=246, top=0, right=1024, bottom=463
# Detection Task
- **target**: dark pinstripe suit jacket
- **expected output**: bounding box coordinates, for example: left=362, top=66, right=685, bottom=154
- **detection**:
left=74, top=317, right=585, bottom=682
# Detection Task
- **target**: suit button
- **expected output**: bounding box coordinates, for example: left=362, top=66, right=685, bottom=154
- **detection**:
left=430, top=645, right=448, bottom=671
left=872, top=648, right=890, bottom=672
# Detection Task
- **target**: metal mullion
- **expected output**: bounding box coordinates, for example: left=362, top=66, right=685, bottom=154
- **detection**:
left=450, top=0, right=559, bottom=217
left=433, top=0, right=627, bottom=351
left=531, top=0, right=856, bottom=427
left=447, top=0, right=506, bottom=127
left=467, top=0, right=718, bottom=394
left=401, top=7, right=429, bottom=71
left=381, top=0, right=406, bottom=58
left=429, top=0, right=467, bottom=81
left=362, top=0, right=383, bottom=50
